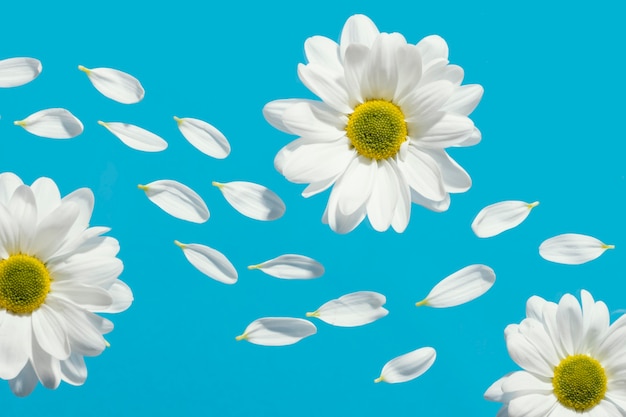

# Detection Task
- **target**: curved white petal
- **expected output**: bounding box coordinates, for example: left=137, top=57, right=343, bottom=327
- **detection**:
left=174, top=116, right=230, bottom=159
left=297, top=63, right=352, bottom=114
left=416, top=264, right=495, bottom=308
left=375, top=347, right=436, bottom=384
left=339, top=14, right=380, bottom=58
left=78, top=65, right=144, bottom=104
left=472, top=201, right=539, bottom=238
left=400, top=146, right=446, bottom=201
left=101, top=280, right=134, bottom=313
left=0, top=313, right=31, bottom=379
left=442, top=84, right=484, bottom=115
left=30, top=177, right=61, bottom=221
left=8, top=361, right=38, bottom=397
left=366, top=159, right=399, bottom=232
left=15, top=108, right=83, bottom=139
left=175, top=240, right=237, bottom=285
left=307, top=291, right=388, bottom=327
left=138, top=179, right=209, bottom=223
left=263, top=99, right=322, bottom=133
left=249, top=254, right=324, bottom=280
left=236, top=318, right=317, bottom=346
left=304, top=35, right=342, bottom=73
left=281, top=101, right=346, bottom=141
left=99, top=121, right=167, bottom=152
left=539, top=234, right=614, bottom=265
left=0, top=57, right=42, bottom=88
left=32, top=304, right=70, bottom=360
left=59, top=354, right=87, bottom=386
left=415, top=35, right=449, bottom=69
left=0, top=172, right=24, bottom=206
left=213, top=181, right=285, bottom=221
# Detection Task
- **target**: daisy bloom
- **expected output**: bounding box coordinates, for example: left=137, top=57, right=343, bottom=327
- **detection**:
left=0, top=173, right=133, bottom=396
left=264, top=14, right=483, bottom=233
left=485, top=290, right=626, bottom=416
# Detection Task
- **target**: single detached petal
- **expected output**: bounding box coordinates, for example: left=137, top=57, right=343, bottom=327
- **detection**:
left=471, top=200, right=539, bottom=238
left=236, top=317, right=317, bottom=346
left=248, top=254, right=324, bottom=279
left=78, top=65, right=144, bottom=104
left=307, top=291, right=388, bottom=327
left=175, top=240, right=237, bottom=284
left=138, top=180, right=209, bottom=223
left=539, top=234, right=614, bottom=265
left=98, top=121, right=167, bottom=152
left=14, top=108, right=83, bottom=139
left=174, top=116, right=230, bottom=159
left=0, top=57, right=42, bottom=87
left=416, top=264, right=495, bottom=308
left=375, top=347, right=436, bottom=384
left=213, top=181, right=285, bottom=221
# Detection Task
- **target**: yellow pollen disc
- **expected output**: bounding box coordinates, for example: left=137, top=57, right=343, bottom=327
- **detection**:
left=552, top=354, right=607, bottom=411
left=0, top=254, right=51, bottom=314
left=345, top=99, right=407, bottom=160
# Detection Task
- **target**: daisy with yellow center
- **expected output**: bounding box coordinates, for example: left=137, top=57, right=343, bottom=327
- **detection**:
left=264, top=14, right=483, bottom=233
left=485, top=290, right=626, bottom=416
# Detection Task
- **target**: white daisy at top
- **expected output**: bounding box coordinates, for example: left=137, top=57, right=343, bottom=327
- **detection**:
left=485, top=290, right=626, bottom=416
left=264, top=14, right=483, bottom=233
left=0, top=172, right=133, bottom=397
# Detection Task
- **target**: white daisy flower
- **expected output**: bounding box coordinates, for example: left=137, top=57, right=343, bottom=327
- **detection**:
left=0, top=173, right=133, bottom=397
left=264, top=14, right=482, bottom=233
left=485, top=290, right=626, bottom=416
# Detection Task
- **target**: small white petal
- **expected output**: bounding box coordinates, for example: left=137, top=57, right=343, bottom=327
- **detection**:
left=416, top=264, right=495, bottom=308
left=174, top=116, right=230, bottom=159
left=249, top=254, right=324, bottom=280
left=78, top=65, right=144, bottom=104
left=213, top=181, right=285, bottom=221
left=99, top=121, right=167, bottom=152
left=236, top=317, right=317, bottom=346
left=472, top=200, right=539, bottom=238
left=15, top=108, right=83, bottom=139
left=101, top=280, right=134, bottom=313
left=0, top=57, right=42, bottom=87
left=539, top=234, right=614, bottom=265
left=138, top=180, right=209, bottom=223
left=375, top=347, right=436, bottom=383
left=307, top=291, right=388, bottom=327
left=175, top=240, right=237, bottom=284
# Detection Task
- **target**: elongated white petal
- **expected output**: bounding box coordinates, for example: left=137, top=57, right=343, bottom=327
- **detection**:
left=138, top=180, right=209, bottom=223
left=98, top=121, right=167, bottom=152
left=307, top=291, right=388, bottom=327
left=416, top=264, right=495, bottom=308
left=375, top=347, right=436, bottom=383
left=14, top=108, right=83, bottom=139
left=472, top=201, right=539, bottom=238
left=248, top=254, right=324, bottom=279
left=213, top=181, right=285, bottom=221
left=78, top=65, right=144, bottom=104
left=175, top=240, right=237, bottom=284
left=0, top=57, right=42, bottom=87
left=174, top=116, right=230, bottom=158
left=539, top=234, right=614, bottom=265
left=236, top=318, right=316, bottom=346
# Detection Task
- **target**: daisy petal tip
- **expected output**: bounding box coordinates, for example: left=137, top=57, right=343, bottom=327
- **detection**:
left=137, top=184, right=148, bottom=191
left=374, top=376, right=384, bottom=383
left=528, top=201, right=540, bottom=209
left=173, top=116, right=183, bottom=125
left=603, top=244, right=615, bottom=250
left=305, top=311, right=319, bottom=318
left=235, top=334, right=247, bottom=342
left=415, top=299, right=429, bottom=307
left=173, top=240, right=186, bottom=249
left=212, top=181, right=224, bottom=189
left=77, top=65, right=90, bottom=74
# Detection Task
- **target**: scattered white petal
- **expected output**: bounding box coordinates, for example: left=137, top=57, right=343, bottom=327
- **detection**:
left=175, top=240, right=237, bottom=284
left=138, top=180, right=209, bottom=223
left=471, top=200, right=539, bottom=238
left=375, top=347, right=436, bottom=383
left=78, top=65, right=144, bottom=104
left=0, top=58, right=42, bottom=88
left=14, top=109, right=83, bottom=139
left=416, top=264, right=495, bottom=308
left=174, top=116, right=230, bottom=159
left=98, top=121, right=167, bottom=152
left=248, top=254, right=324, bottom=279
left=307, top=291, right=388, bottom=327
left=236, top=317, right=317, bottom=346
left=213, top=181, right=285, bottom=221
left=539, top=233, right=614, bottom=265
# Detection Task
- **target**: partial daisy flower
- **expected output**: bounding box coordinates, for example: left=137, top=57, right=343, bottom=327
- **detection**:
left=236, top=317, right=317, bottom=346
left=174, top=240, right=237, bottom=284
left=98, top=121, right=168, bottom=152
left=539, top=233, right=614, bottom=265
left=78, top=65, right=144, bottom=104
left=0, top=172, right=133, bottom=397
left=264, top=14, right=482, bottom=233
left=306, top=291, right=388, bottom=327
left=14, top=108, right=83, bottom=139
left=248, top=254, right=324, bottom=279
left=375, top=347, right=436, bottom=384
left=485, top=290, right=626, bottom=416
left=471, top=200, right=539, bottom=238
left=0, top=57, right=42, bottom=88
left=213, top=181, right=285, bottom=221
left=174, top=116, right=230, bottom=159
left=138, top=179, right=209, bottom=223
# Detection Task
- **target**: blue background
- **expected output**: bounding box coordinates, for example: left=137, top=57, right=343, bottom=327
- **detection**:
left=1, top=0, right=624, bottom=415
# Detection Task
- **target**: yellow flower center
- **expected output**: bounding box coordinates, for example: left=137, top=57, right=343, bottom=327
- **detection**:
left=345, top=99, right=407, bottom=160
left=0, top=254, right=51, bottom=314
left=552, top=354, right=607, bottom=411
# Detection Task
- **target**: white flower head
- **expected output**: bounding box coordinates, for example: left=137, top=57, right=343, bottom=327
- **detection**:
left=485, top=290, right=626, bottom=416
left=264, top=14, right=482, bottom=233
left=0, top=173, right=133, bottom=396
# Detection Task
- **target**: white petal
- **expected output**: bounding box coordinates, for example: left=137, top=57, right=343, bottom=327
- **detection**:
left=539, top=234, right=614, bottom=265
left=15, top=108, right=83, bottom=139
left=304, top=35, right=341, bottom=73
left=415, top=35, right=449, bottom=69
left=249, top=254, right=324, bottom=280
left=508, top=393, right=556, bottom=417
left=416, top=264, right=495, bottom=308
left=101, top=280, right=134, bottom=313
left=236, top=318, right=317, bottom=346
left=213, top=181, right=285, bottom=221
left=420, top=148, right=472, bottom=193
left=175, top=240, right=237, bottom=284
left=263, top=99, right=320, bottom=133
left=307, top=291, right=388, bottom=327
left=138, top=179, right=209, bottom=223
left=32, top=304, right=70, bottom=360
left=366, top=159, right=399, bottom=232
left=412, top=113, right=474, bottom=148
left=297, top=63, right=352, bottom=114
left=0, top=313, right=31, bottom=379
left=78, top=65, right=144, bottom=104
left=99, top=121, right=167, bottom=152
left=339, top=14, right=380, bottom=58
left=0, top=57, right=41, bottom=87
left=8, top=362, right=38, bottom=397
left=31, top=336, right=61, bottom=389
left=375, top=347, right=436, bottom=383
left=400, top=146, right=446, bottom=201
left=0, top=172, right=24, bottom=206
left=60, top=354, right=87, bottom=386
left=174, top=116, right=230, bottom=159
left=442, top=84, right=484, bottom=115
left=472, top=201, right=539, bottom=238
left=30, top=177, right=61, bottom=221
